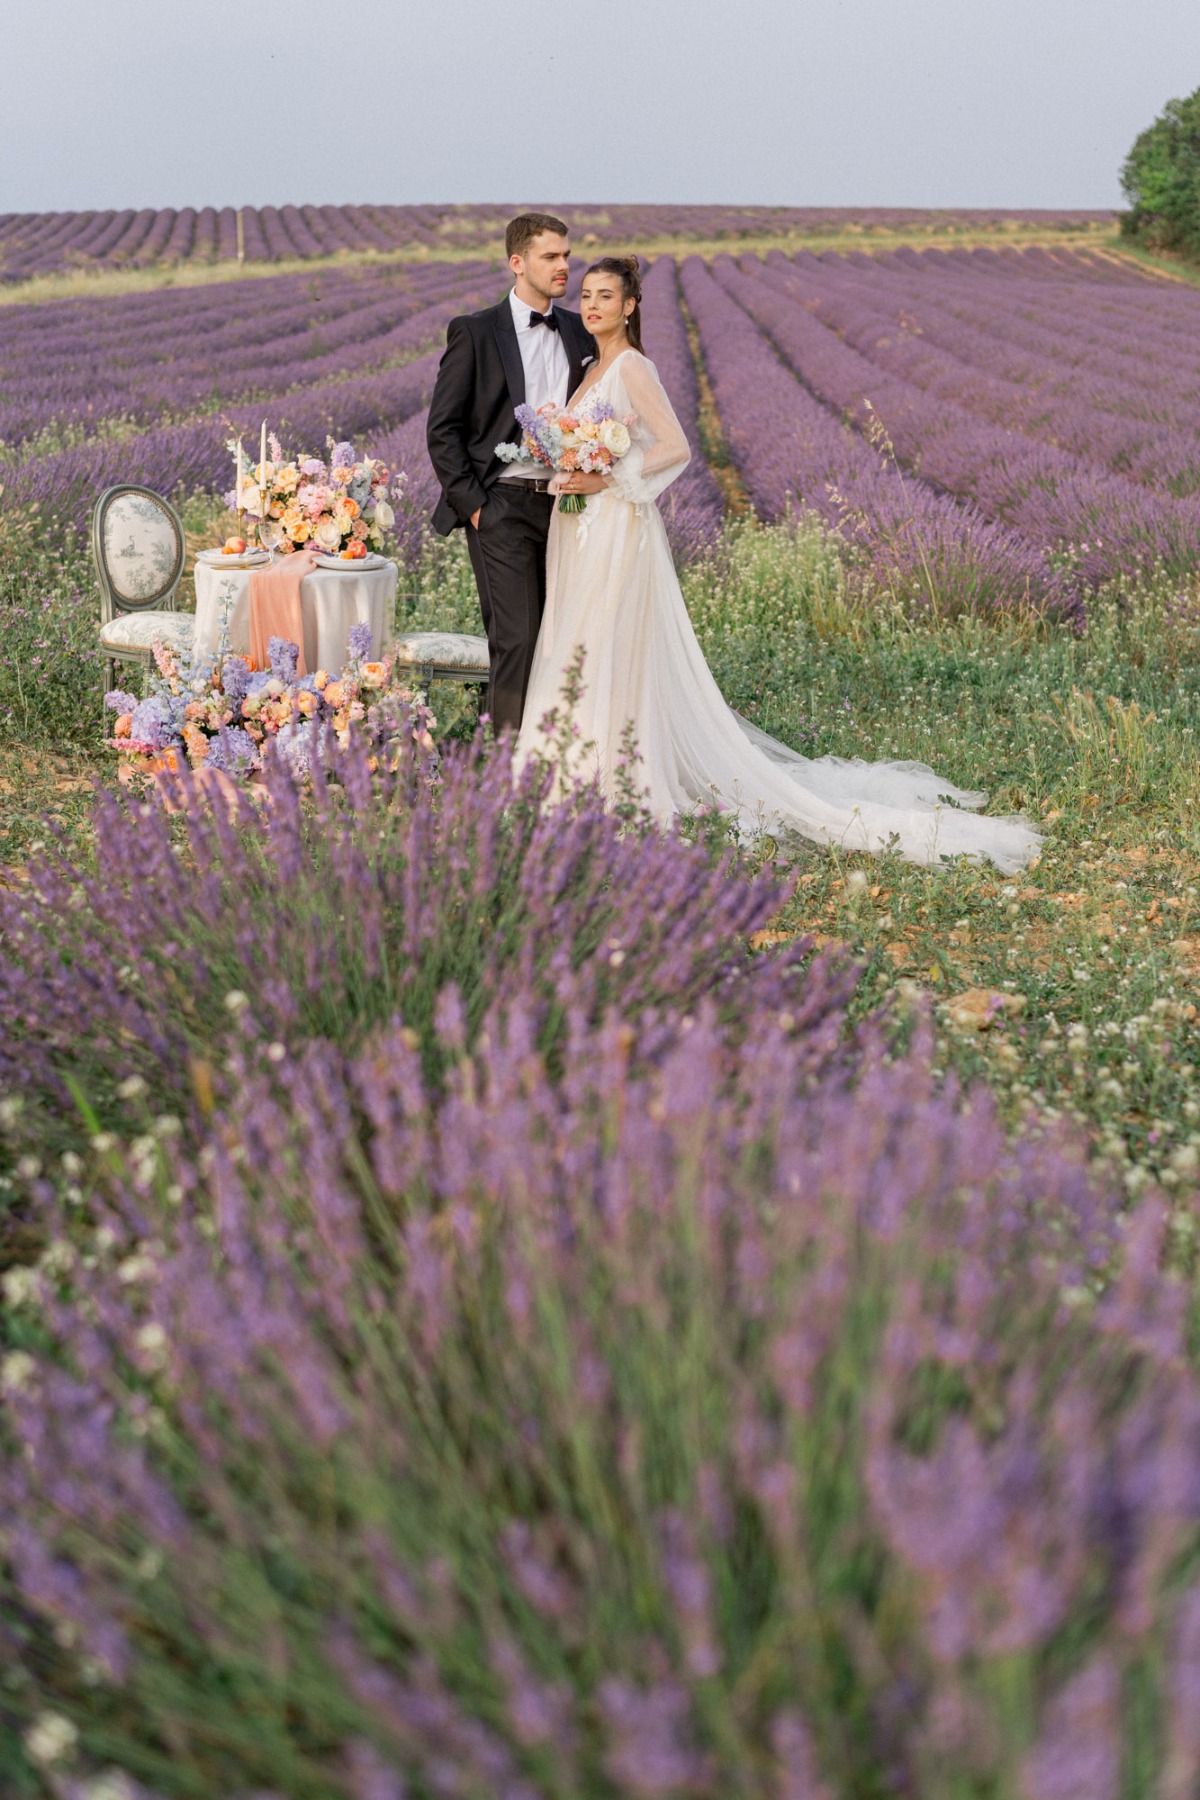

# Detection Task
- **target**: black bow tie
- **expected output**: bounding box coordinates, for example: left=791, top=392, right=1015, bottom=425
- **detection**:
left=528, top=309, right=559, bottom=331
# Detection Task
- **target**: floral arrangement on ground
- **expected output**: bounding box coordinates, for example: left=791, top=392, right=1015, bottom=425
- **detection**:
left=105, top=622, right=434, bottom=780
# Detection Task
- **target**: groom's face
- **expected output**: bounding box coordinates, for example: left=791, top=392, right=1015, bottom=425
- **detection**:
left=510, top=232, right=571, bottom=306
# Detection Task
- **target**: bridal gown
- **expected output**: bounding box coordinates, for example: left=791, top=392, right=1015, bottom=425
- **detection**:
left=515, top=349, right=1041, bottom=873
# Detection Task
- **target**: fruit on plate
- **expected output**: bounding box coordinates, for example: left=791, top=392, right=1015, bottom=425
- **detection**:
left=221, top=536, right=247, bottom=555
left=339, top=540, right=368, bottom=560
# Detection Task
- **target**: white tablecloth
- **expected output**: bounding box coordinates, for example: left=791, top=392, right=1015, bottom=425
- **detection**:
left=193, top=561, right=398, bottom=671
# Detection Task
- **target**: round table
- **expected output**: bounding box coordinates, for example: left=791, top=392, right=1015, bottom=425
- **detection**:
left=193, top=560, right=398, bottom=671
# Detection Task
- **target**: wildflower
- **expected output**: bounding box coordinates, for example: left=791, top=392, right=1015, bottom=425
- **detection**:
left=1, top=1350, right=36, bottom=1393
left=1, top=1266, right=41, bottom=1307
left=24, top=1712, right=78, bottom=1767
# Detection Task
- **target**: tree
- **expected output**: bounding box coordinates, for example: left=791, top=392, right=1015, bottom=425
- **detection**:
left=1120, top=86, right=1200, bottom=260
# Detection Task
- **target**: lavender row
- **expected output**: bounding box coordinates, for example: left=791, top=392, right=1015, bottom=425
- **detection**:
left=720, top=255, right=1200, bottom=589
left=778, top=251, right=1200, bottom=493
left=679, top=256, right=1078, bottom=623
left=637, top=256, right=726, bottom=557
left=0, top=203, right=1114, bottom=281
left=1, top=349, right=443, bottom=536
left=0, top=264, right=501, bottom=449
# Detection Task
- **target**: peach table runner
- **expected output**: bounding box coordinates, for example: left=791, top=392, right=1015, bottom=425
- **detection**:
left=248, top=559, right=307, bottom=674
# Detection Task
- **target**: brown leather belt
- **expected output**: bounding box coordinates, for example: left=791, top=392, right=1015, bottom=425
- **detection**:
left=500, top=476, right=555, bottom=494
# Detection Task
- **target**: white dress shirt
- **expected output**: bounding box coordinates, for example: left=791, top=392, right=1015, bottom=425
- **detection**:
left=498, top=287, right=572, bottom=483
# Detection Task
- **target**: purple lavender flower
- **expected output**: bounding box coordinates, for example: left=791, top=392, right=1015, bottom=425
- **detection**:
left=346, top=622, right=372, bottom=663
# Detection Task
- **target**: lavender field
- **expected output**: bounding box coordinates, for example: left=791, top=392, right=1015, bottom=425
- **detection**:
left=4, top=237, right=1198, bottom=597
left=0, top=203, right=1112, bottom=283
left=6, top=213, right=1200, bottom=1799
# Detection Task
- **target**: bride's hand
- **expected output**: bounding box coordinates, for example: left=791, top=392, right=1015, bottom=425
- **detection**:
left=556, top=471, right=608, bottom=496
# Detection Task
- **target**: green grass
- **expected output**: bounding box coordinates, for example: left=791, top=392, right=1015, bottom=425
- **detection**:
left=682, top=517, right=1200, bottom=1203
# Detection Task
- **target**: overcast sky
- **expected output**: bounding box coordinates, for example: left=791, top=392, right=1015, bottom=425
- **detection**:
left=2, top=0, right=1198, bottom=214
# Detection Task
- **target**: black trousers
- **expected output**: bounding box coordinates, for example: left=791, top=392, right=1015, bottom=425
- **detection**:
left=465, top=482, right=556, bottom=734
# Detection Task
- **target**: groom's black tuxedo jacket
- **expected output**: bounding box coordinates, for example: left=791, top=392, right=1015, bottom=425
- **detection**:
left=426, top=295, right=596, bottom=535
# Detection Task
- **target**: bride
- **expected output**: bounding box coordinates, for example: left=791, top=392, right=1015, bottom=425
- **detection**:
left=515, top=255, right=1041, bottom=873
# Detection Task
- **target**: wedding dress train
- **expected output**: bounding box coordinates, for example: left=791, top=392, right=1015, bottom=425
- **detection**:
left=516, top=350, right=1041, bottom=874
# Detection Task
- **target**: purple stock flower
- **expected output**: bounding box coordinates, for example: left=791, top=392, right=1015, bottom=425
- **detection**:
left=219, top=653, right=253, bottom=710
left=267, top=635, right=300, bottom=683
left=346, top=621, right=372, bottom=663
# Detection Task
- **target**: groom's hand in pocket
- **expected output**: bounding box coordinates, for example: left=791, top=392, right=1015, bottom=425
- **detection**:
left=470, top=506, right=482, bottom=529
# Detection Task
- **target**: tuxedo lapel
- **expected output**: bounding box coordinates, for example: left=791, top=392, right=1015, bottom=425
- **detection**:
left=492, top=298, right=526, bottom=413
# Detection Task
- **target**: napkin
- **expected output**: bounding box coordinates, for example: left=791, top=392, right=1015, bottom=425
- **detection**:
left=248, top=557, right=308, bottom=674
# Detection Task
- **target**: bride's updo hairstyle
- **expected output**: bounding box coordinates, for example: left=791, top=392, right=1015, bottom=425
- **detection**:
left=584, top=254, right=645, bottom=354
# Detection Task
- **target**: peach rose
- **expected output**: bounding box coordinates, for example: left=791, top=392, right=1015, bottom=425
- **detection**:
left=323, top=681, right=344, bottom=708
left=113, top=713, right=133, bottom=738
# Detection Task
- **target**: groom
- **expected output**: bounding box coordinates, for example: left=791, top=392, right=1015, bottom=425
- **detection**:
left=426, top=212, right=596, bottom=732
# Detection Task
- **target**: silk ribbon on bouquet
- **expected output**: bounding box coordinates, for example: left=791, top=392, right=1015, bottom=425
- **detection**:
left=248, top=557, right=309, bottom=674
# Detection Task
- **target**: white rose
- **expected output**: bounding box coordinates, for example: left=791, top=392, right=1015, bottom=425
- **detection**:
left=314, top=518, right=341, bottom=552
left=601, top=420, right=631, bottom=457
left=372, top=499, right=395, bottom=532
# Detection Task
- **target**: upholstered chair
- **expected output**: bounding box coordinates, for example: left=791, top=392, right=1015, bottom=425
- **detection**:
left=390, top=630, right=490, bottom=706
left=92, top=485, right=193, bottom=694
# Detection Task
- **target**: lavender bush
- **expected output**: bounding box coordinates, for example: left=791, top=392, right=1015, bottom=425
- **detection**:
left=0, top=717, right=815, bottom=1170
left=0, top=725, right=1198, bottom=1796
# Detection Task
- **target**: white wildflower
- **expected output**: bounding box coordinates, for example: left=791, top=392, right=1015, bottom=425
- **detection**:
left=117, top=1075, right=148, bottom=1100
left=116, top=1252, right=156, bottom=1286
left=1, top=1350, right=36, bottom=1393
left=1, top=1266, right=41, bottom=1308
left=24, top=1711, right=78, bottom=1766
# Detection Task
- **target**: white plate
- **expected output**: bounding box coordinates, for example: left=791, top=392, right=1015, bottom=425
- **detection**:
left=312, top=551, right=388, bottom=571
left=196, top=547, right=269, bottom=567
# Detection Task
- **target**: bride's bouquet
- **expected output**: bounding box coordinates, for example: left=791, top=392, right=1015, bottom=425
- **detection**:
left=496, top=396, right=633, bottom=512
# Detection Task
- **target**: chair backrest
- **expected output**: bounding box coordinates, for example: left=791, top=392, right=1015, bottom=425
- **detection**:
left=92, top=486, right=185, bottom=621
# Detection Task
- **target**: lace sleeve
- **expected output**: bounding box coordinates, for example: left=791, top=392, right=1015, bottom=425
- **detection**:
left=605, top=352, right=692, bottom=505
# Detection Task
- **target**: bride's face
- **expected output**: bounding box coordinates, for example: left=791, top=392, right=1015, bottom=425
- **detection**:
left=580, top=273, right=633, bottom=339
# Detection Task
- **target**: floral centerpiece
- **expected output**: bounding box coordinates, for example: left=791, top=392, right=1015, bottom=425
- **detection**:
left=106, top=623, right=433, bottom=783
left=225, top=433, right=404, bottom=559
left=495, top=397, right=633, bottom=512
